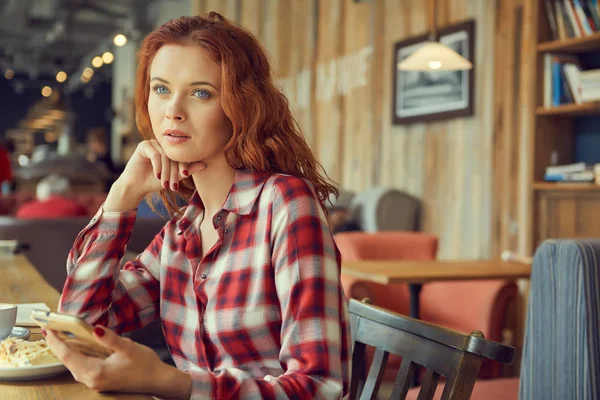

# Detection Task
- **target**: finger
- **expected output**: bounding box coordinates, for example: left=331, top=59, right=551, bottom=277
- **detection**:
left=179, top=162, right=189, bottom=178
left=161, top=153, right=170, bottom=189
left=169, top=160, right=179, bottom=191
left=138, top=142, right=162, bottom=180
left=45, top=330, right=93, bottom=369
left=187, top=161, right=208, bottom=175
left=92, top=326, right=131, bottom=354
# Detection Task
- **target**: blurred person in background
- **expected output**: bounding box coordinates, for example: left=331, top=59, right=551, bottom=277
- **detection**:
left=16, top=174, right=88, bottom=219
left=87, top=128, right=118, bottom=173
left=87, top=128, right=119, bottom=190
left=0, top=139, right=14, bottom=194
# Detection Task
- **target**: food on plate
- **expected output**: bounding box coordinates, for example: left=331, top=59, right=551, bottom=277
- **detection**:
left=0, top=338, right=59, bottom=367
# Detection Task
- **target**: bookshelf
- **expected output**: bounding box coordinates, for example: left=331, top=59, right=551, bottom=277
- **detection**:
left=537, top=30, right=600, bottom=52
left=528, top=0, right=600, bottom=249
left=536, top=101, right=600, bottom=115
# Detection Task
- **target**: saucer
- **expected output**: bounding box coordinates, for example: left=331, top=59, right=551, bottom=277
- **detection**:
left=8, top=327, right=31, bottom=340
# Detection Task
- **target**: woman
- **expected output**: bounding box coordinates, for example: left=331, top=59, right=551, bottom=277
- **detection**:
left=45, top=12, right=351, bottom=400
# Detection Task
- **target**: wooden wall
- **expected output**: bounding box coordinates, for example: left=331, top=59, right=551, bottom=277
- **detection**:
left=192, top=0, right=498, bottom=260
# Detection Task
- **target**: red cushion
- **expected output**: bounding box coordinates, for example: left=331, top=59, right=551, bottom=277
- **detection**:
left=405, top=377, right=519, bottom=400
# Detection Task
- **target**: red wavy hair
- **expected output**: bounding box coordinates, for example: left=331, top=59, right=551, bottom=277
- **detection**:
left=135, top=12, right=338, bottom=216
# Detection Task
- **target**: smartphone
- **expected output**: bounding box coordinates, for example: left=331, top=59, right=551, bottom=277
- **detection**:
left=30, top=310, right=114, bottom=359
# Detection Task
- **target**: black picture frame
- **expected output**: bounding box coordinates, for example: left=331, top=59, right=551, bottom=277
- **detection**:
left=392, top=20, right=475, bottom=125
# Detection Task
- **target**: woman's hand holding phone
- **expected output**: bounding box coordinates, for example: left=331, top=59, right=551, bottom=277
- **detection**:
left=44, top=325, right=192, bottom=398
left=104, top=139, right=206, bottom=212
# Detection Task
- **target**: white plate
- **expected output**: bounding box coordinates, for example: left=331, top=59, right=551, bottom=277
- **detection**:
left=0, top=362, right=68, bottom=381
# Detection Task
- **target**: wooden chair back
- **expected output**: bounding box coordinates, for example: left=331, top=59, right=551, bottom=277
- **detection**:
left=348, top=298, right=515, bottom=400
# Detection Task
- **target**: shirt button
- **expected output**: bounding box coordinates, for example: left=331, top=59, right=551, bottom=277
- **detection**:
left=201, top=274, right=207, bottom=279
left=224, top=229, right=229, bottom=234
left=217, top=215, right=222, bottom=221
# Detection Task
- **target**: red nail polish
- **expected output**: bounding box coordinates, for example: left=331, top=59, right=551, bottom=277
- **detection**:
left=164, top=181, right=169, bottom=189
left=173, top=183, right=178, bottom=191
left=41, top=328, right=47, bottom=337
left=93, top=326, right=105, bottom=337
left=183, top=170, right=189, bottom=176
left=157, top=173, right=161, bottom=180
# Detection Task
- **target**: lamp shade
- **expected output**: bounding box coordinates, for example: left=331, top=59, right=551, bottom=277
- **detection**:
left=397, top=41, right=472, bottom=71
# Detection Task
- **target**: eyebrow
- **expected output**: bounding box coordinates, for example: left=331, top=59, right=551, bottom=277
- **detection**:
left=150, top=77, right=219, bottom=91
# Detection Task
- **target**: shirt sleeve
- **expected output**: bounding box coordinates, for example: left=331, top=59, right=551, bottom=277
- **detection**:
left=186, top=176, right=351, bottom=399
left=58, top=206, right=164, bottom=334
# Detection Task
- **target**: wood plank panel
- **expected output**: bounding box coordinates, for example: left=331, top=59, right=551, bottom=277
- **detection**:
left=492, top=0, right=519, bottom=258
left=341, top=0, right=373, bottom=192
left=314, top=0, right=345, bottom=182
left=287, top=0, right=317, bottom=147
left=226, top=0, right=504, bottom=260
left=239, top=0, right=263, bottom=38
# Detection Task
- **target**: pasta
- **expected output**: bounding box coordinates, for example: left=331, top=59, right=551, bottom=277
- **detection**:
left=0, top=338, right=59, bottom=367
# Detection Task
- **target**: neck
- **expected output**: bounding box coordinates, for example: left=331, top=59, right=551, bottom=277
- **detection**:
left=191, top=156, right=237, bottom=221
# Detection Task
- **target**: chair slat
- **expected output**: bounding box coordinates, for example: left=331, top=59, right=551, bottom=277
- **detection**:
left=349, top=341, right=367, bottom=400
left=417, top=369, right=441, bottom=400
left=389, top=357, right=416, bottom=399
left=359, top=348, right=389, bottom=400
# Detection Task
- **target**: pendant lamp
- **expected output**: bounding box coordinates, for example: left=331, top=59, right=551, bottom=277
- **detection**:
left=397, top=0, right=472, bottom=71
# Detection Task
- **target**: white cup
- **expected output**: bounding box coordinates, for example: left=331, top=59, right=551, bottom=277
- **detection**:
left=0, top=303, right=17, bottom=340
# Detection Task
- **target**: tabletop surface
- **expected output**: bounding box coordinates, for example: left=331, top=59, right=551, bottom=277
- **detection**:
left=341, top=259, right=532, bottom=284
left=0, top=255, right=153, bottom=400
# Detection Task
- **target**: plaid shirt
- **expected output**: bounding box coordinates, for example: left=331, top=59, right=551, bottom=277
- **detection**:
left=59, top=170, right=351, bottom=399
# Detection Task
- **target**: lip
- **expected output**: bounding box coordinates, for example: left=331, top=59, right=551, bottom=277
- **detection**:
left=164, top=129, right=190, bottom=138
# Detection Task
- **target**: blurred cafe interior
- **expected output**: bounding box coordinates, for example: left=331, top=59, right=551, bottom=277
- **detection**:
left=1, top=0, right=600, bottom=399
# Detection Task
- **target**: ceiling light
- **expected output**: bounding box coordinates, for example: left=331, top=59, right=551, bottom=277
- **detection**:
left=113, top=34, right=127, bottom=47
left=41, top=86, right=53, bottom=97
left=82, top=67, right=94, bottom=79
left=92, top=56, right=103, bottom=68
left=4, top=69, right=14, bottom=80
left=56, top=71, right=67, bottom=83
left=398, top=42, right=472, bottom=71
left=397, top=0, right=472, bottom=72
left=102, top=52, right=114, bottom=64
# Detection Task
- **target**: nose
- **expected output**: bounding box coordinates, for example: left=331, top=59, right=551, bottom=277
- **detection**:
left=165, top=99, right=186, bottom=121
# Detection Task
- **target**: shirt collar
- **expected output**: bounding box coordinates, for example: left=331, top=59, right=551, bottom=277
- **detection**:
left=176, top=169, right=270, bottom=234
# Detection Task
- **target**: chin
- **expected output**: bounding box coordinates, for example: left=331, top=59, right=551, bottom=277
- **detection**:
left=162, top=147, right=203, bottom=163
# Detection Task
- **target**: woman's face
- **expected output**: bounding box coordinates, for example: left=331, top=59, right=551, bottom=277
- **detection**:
left=148, top=44, right=232, bottom=164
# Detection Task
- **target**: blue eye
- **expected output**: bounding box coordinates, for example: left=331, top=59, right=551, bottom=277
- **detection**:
left=193, top=89, right=211, bottom=99
left=153, top=85, right=169, bottom=95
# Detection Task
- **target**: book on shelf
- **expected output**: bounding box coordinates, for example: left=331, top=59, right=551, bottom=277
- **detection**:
left=546, top=161, right=588, bottom=174
left=544, top=162, right=600, bottom=183
left=544, top=0, right=600, bottom=40
left=543, top=52, right=600, bottom=107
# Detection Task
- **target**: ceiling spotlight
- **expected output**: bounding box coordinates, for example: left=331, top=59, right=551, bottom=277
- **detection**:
left=82, top=67, right=94, bottom=79
left=113, top=34, right=127, bottom=47
left=92, top=56, right=103, bottom=68
left=4, top=69, right=14, bottom=80
left=41, top=86, right=53, bottom=97
left=56, top=71, right=67, bottom=83
left=102, top=52, right=114, bottom=64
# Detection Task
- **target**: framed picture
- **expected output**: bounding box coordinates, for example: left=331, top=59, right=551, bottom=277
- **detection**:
left=392, top=20, right=475, bottom=124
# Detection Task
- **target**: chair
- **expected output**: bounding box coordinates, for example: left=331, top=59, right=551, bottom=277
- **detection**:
left=519, top=239, right=600, bottom=400
left=349, top=299, right=515, bottom=400
left=337, top=232, right=518, bottom=379
left=349, top=188, right=421, bottom=232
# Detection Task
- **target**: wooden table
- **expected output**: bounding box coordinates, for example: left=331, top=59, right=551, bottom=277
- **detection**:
left=342, top=259, right=531, bottom=318
left=0, top=255, right=153, bottom=400
left=342, top=259, right=531, bottom=387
